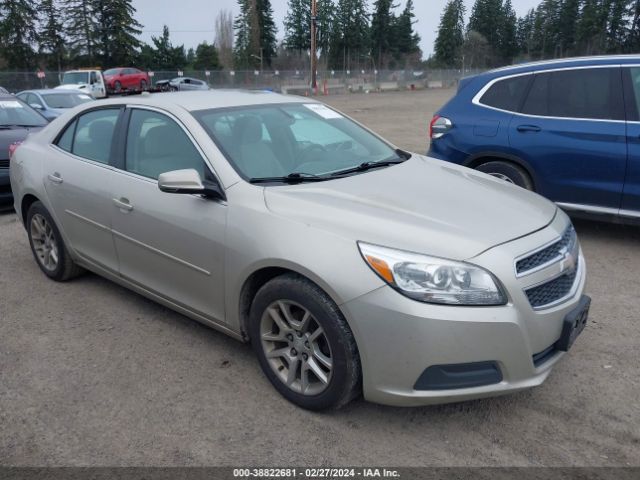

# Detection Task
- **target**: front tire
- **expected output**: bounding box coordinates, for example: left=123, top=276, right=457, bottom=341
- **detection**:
left=249, top=274, right=361, bottom=410
left=476, top=161, right=534, bottom=190
left=27, top=201, right=83, bottom=281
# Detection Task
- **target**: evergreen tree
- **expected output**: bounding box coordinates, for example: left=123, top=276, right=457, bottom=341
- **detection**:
left=606, top=0, right=631, bottom=52
left=256, top=0, right=278, bottom=67
left=193, top=42, right=221, bottom=70
left=577, top=0, right=606, bottom=54
left=146, top=26, right=187, bottom=70
left=434, top=0, right=465, bottom=67
left=516, top=8, right=535, bottom=57
left=39, top=0, right=66, bottom=70
left=93, top=0, right=143, bottom=67
left=468, top=0, right=503, bottom=52
left=234, top=0, right=254, bottom=68
left=498, top=0, right=518, bottom=62
left=557, top=0, right=580, bottom=56
left=316, top=0, right=335, bottom=54
left=284, top=0, right=311, bottom=52
left=395, top=0, right=421, bottom=59
left=328, top=0, right=369, bottom=70
left=65, top=0, right=98, bottom=64
left=0, top=0, right=38, bottom=69
left=370, top=0, right=396, bottom=68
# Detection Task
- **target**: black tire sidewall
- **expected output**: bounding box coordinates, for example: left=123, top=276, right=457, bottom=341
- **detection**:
left=26, top=202, right=68, bottom=281
left=477, top=161, right=533, bottom=190
left=249, top=275, right=359, bottom=410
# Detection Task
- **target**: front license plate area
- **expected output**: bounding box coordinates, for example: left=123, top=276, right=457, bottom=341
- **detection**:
left=556, top=295, right=591, bottom=352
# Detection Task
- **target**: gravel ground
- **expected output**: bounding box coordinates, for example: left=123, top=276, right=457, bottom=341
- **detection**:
left=1, top=89, right=639, bottom=467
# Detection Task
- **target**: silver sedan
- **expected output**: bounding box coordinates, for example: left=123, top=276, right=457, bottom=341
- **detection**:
left=9, top=91, right=588, bottom=410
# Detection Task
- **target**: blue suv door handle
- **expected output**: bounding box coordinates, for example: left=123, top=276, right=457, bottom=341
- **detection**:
left=517, top=125, right=542, bottom=133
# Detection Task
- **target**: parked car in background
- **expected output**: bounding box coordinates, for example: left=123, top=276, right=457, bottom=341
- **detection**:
left=103, top=68, right=151, bottom=94
left=16, top=90, right=94, bottom=121
left=429, top=55, right=640, bottom=224
left=10, top=91, right=588, bottom=409
left=56, top=69, right=107, bottom=99
left=0, top=93, right=47, bottom=207
left=155, top=77, right=209, bottom=91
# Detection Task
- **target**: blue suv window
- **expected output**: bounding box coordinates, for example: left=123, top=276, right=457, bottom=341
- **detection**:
left=479, top=75, right=531, bottom=112
left=521, top=68, right=623, bottom=120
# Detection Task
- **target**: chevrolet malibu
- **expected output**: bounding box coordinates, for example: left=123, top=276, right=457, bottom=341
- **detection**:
left=10, top=91, right=589, bottom=410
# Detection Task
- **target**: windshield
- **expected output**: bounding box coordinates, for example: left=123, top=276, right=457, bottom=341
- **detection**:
left=42, top=93, right=93, bottom=109
left=194, top=103, right=399, bottom=181
left=61, top=72, right=89, bottom=85
left=0, top=99, right=47, bottom=127
left=103, top=69, right=120, bottom=76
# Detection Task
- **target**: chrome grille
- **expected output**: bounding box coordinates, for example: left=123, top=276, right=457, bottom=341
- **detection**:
left=516, top=226, right=575, bottom=276
left=0, top=159, right=9, bottom=169
left=525, top=267, right=579, bottom=309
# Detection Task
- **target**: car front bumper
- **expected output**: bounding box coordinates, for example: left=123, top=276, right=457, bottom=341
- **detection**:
left=341, top=213, right=587, bottom=407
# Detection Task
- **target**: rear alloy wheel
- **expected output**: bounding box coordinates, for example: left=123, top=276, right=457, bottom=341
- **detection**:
left=476, top=161, right=534, bottom=190
left=114, top=80, right=122, bottom=93
left=249, top=274, right=361, bottom=410
left=140, top=79, right=147, bottom=91
left=27, top=201, right=83, bottom=281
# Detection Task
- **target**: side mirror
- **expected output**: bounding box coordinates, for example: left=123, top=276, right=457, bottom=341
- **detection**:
left=30, top=103, right=43, bottom=110
left=157, top=169, right=224, bottom=199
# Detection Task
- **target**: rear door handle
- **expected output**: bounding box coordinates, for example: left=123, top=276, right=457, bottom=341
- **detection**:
left=113, top=197, right=134, bottom=212
left=47, top=172, right=63, bottom=184
left=517, top=125, right=541, bottom=133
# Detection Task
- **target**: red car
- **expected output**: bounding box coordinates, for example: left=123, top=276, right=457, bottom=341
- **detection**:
left=103, top=67, right=151, bottom=93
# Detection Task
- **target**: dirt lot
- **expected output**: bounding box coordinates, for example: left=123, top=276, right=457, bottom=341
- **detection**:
left=1, top=89, right=639, bottom=467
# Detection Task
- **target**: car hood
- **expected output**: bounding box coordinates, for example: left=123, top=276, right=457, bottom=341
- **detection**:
left=0, top=126, right=43, bottom=160
left=263, top=155, right=557, bottom=260
left=55, top=84, right=90, bottom=91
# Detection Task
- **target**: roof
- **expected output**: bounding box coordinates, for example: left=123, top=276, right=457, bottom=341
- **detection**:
left=96, top=90, right=313, bottom=111
left=482, top=54, right=640, bottom=79
left=18, top=89, right=90, bottom=95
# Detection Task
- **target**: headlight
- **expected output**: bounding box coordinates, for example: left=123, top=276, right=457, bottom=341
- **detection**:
left=358, top=242, right=507, bottom=306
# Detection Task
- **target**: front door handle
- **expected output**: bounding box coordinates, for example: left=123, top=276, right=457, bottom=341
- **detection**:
left=47, top=172, right=63, bottom=184
left=113, top=197, right=134, bottom=212
left=517, top=125, right=541, bottom=133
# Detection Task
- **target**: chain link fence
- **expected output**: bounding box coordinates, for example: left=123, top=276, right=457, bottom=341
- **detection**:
left=0, top=69, right=485, bottom=95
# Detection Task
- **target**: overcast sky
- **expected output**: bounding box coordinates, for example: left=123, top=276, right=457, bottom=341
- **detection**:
left=133, top=0, right=541, bottom=57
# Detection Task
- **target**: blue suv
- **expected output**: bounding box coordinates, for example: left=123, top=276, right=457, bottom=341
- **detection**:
left=428, top=55, right=640, bottom=223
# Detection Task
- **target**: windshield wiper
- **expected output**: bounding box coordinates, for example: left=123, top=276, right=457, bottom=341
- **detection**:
left=0, top=124, right=42, bottom=129
left=249, top=172, right=330, bottom=184
left=329, top=157, right=407, bottom=177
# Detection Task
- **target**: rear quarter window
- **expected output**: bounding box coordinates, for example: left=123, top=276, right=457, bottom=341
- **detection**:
left=478, top=75, right=531, bottom=112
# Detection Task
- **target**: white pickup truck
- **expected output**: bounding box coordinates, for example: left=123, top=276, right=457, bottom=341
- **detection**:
left=55, top=69, right=107, bottom=99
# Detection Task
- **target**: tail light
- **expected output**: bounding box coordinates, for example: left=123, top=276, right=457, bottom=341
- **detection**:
left=429, top=115, right=453, bottom=139
left=8, top=141, right=22, bottom=160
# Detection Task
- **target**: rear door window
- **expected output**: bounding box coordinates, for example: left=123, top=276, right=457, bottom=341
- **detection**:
left=479, top=75, right=531, bottom=112
left=521, top=68, right=623, bottom=120
left=68, top=109, right=120, bottom=163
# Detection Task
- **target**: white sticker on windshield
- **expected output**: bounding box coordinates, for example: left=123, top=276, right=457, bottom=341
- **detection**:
left=304, top=103, right=343, bottom=119
left=0, top=100, right=23, bottom=109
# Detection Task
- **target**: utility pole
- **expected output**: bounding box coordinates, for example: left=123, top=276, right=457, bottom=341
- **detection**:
left=310, top=0, right=318, bottom=93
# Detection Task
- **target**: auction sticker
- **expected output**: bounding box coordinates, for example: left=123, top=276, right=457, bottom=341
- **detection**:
left=304, top=103, right=343, bottom=119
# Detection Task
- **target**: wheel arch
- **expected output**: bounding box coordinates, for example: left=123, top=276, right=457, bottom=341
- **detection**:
left=464, top=152, right=537, bottom=190
left=20, top=193, right=40, bottom=227
left=236, top=263, right=347, bottom=342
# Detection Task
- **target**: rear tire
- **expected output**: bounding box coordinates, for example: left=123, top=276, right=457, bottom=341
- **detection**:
left=114, top=80, right=122, bottom=93
left=476, top=161, right=534, bottom=190
left=249, top=274, right=361, bottom=410
left=26, top=201, right=83, bottom=282
left=140, top=79, right=147, bottom=91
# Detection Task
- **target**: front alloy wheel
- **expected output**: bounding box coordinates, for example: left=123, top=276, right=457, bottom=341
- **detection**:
left=249, top=274, right=361, bottom=410
left=260, top=300, right=333, bottom=396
